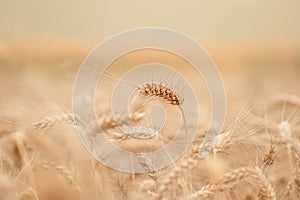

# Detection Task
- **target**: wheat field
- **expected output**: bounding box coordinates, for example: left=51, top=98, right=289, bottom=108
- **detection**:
left=0, top=40, right=300, bottom=200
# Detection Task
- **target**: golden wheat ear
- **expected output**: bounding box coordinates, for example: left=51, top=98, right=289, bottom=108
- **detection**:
left=32, top=113, right=75, bottom=129
left=136, top=82, right=190, bottom=143
left=139, top=83, right=221, bottom=159
left=156, top=157, right=197, bottom=200
left=187, top=167, right=276, bottom=200
left=138, top=83, right=183, bottom=106
left=262, top=141, right=277, bottom=171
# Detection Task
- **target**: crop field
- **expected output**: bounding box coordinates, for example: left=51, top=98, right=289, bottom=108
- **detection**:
left=0, top=40, right=300, bottom=199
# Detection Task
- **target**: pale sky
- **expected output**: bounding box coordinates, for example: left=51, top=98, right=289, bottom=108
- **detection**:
left=1, top=0, right=300, bottom=42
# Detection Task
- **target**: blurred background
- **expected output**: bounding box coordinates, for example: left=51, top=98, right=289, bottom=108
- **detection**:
left=1, top=0, right=300, bottom=42
left=1, top=0, right=300, bottom=119
left=1, top=0, right=300, bottom=70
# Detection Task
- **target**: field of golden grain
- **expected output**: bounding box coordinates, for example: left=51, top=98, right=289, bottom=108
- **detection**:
left=0, top=40, right=300, bottom=199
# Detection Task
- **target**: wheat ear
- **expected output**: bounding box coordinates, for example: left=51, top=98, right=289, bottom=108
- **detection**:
left=262, top=141, right=277, bottom=171
left=157, top=157, right=197, bottom=200
left=139, top=83, right=183, bottom=106
left=33, top=113, right=75, bottom=129
left=186, top=187, right=214, bottom=200
left=138, top=82, right=190, bottom=147
left=254, top=167, right=276, bottom=200
left=188, top=167, right=276, bottom=200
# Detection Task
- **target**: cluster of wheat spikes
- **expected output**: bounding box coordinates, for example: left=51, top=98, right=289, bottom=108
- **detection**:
left=1, top=73, right=300, bottom=200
